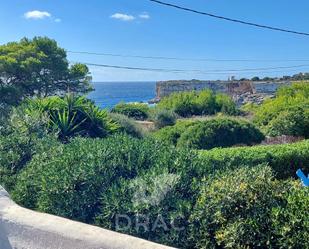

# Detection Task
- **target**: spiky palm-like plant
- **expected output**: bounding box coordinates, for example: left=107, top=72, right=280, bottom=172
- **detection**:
left=25, top=94, right=119, bottom=141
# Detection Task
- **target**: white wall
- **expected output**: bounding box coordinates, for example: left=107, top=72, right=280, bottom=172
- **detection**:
left=0, top=186, right=175, bottom=249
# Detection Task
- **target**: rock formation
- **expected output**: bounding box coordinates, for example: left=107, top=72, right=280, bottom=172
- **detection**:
left=152, top=80, right=291, bottom=105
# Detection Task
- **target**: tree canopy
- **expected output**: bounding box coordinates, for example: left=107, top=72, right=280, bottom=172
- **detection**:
left=0, top=37, right=92, bottom=107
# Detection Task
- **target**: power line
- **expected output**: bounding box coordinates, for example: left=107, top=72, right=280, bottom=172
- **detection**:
left=206, top=64, right=309, bottom=72
left=67, top=50, right=309, bottom=62
left=72, top=61, right=309, bottom=74
left=149, top=0, right=309, bottom=36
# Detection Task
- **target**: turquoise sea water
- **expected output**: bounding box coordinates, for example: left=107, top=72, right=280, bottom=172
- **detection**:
left=88, top=82, right=156, bottom=109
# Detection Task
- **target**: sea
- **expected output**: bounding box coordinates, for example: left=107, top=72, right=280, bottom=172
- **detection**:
left=88, top=82, right=156, bottom=109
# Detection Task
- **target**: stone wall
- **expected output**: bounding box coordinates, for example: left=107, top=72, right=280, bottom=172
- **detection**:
left=154, top=80, right=291, bottom=105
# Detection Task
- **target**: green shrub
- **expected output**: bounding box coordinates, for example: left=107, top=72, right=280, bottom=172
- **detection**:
left=265, top=106, right=309, bottom=137
left=111, top=102, right=149, bottom=120
left=0, top=133, right=50, bottom=190
left=153, top=118, right=264, bottom=150
left=152, top=120, right=196, bottom=145
left=0, top=107, right=58, bottom=190
left=158, top=91, right=198, bottom=117
left=198, top=139, right=309, bottom=179
left=271, top=184, right=309, bottom=248
left=8, top=134, right=309, bottom=248
left=215, top=93, right=238, bottom=115
left=157, top=90, right=237, bottom=117
left=177, top=118, right=264, bottom=150
left=109, top=113, right=145, bottom=138
left=151, top=109, right=177, bottom=129
left=189, top=165, right=301, bottom=249
left=95, top=165, right=194, bottom=247
left=254, top=82, right=309, bottom=137
left=240, top=102, right=258, bottom=114
left=12, top=134, right=195, bottom=223
left=7, top=136, right=62, bottom=208
left=195, top=90, right=217, bottom=115
left=24, top=94, right=119, bottom=140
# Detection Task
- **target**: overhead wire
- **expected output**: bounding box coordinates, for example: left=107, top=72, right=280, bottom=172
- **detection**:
left=71, top=61, right=309, bottom=75
left=67, top=50, right=309, bottom=63
left=149, top=0, right=309, bottom=36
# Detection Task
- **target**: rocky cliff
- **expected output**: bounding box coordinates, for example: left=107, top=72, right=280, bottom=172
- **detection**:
left=154, top=80, right=291, bottom=105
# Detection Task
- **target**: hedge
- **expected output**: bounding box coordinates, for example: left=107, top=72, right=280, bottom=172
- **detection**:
left=8, top=136, right=309, bottom=248
left=189, top=165, right=307, bottom=249
left=198, top=139, right=309, bottom=179
left=12, top=134, right=196, bottom=223
left=253, top=82, right=309, bottom=137
left=153, top=118, right=264, bottom=150
left=0, top=107, right=59, bottom=190
left=95, top=167, right=193, bottom=247
left=111, top=102, right=149, bottom=120
left=157, top=90, right=238, bottom=117
left=271, top=184, right=309, bottom=248
left=177, top=118, right=264, bottom=149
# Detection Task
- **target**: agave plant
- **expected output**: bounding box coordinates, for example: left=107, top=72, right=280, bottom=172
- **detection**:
left=83, top=104, right=119, bottom=138
left=24, top=94, right=119, bottom=141
left=49, top=109, right=86, bottom=140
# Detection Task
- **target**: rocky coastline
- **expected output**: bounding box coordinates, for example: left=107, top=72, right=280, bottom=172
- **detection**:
left=149, top=80, right=292, bottom=105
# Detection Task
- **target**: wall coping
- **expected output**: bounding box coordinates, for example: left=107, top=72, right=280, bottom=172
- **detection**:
left=0, top=186, right=175, bottom=249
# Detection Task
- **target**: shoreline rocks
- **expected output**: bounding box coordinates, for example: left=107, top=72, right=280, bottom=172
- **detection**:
left=152, top=80, right=291, bottom=105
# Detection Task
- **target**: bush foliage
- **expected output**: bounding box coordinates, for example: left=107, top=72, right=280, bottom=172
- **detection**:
left=12, top=135, right=195, bottom=222
left=1, top=37, right=309, bottom=249
left=254, top=82, right=309, bottom=137
left=109, top=113, right=145, bottom=138
left=111, top=102, right=149, bottom=120
left=157, top=90, right=238, bottom=117
left=190, top=165, right=306, bottom=249
left=153, top=118, right=264, bottom=150
left=8, top=135, right=309, bottom=248
left=0, top=107, right=58, bottom=190
left=23, top=95, right=119, bottom=140
left=150, top=109, right=177, bottom=129
left=271, top=184, right=309, bottom=248
left=198, top=139, right=309, bottom=179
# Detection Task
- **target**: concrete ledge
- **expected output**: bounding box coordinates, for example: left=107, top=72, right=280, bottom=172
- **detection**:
left=0, top=186, right=175, bottom=249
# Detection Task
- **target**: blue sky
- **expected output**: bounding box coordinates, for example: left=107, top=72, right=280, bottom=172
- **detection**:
left=1, top=0, right=309, bottom=81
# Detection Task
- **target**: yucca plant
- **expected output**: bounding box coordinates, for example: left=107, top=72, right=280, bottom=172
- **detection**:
left=83, top=104, right=119, bottom=138
left=24, top=94, right=119, bottom=141
left=49, top=109, right=86, bottom=140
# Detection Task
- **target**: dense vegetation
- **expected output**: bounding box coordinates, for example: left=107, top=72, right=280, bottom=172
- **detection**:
left=157, top=90, right=238, bottom=117
left=111, top=102, right=150, bottom=120
left=11, top=135, right=194, bottom=219
left=0, top=37, right=308, bottom=249
left=2, top=136, right=308, bottom=248
left=150, top=108, right=177, bottom=129
left=253, top=82, right=309, bottom=137
left=109, top=113, right=145, bottom=138
left=198, top=140, right=309, bottom=179
left=249, top=72, right=309, bottom=82
left=153, top=118, right=264, bottom=149
left=1, top=84, right=308, bottom=248
left=0, top=37, right=92, bottom=110
left=190, top=166, right=307, bottom=249
left=15, top=95, right=119, bottom=141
